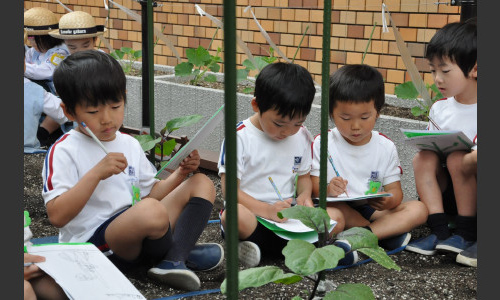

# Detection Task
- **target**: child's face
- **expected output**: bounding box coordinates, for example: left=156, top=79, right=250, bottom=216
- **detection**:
left=331, top=100, right=379, bottom=146
left=63, top=99, right=125, bottom=142
left=64, top=38, right=95, bottom=54
left=251, top=98, right=306, bottom=141
left=27, top=36, right=39, bottom=52
left=428, top=57, right=477, bottom=100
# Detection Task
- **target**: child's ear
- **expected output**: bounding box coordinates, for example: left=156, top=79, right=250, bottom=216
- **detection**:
left=469, top=63, right=477, bottom=79
left=60, top=103, right=76, bottom=121
left=251, top=97, right=259, bottom=113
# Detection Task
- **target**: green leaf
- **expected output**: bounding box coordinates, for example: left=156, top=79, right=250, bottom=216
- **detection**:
left=204, top=74, right=217, bottom=82
left=187, top=46, right=211, bottom=66
left=254, top=56, right=272, bottom=71
left=121, top=47, right=133, bottom=54
left=324, top=283, right=375, bottom=300
left=175, top=62, right=194, bottom=77
left=336, top=227, right=379, bottom=250
left=220, top=266, right=302, bottom=294
left=208, top=62, right=221, bottom=73
left=163, top=114, right=203, bottom=133
left=133, top=50, right=142, bottom=59
left=394, top=81, right=419, bottom=100
left=278, top=205, right=332, bottom=233
left=282, top=240, right=345, bottom=276
left=111, top=50, right=124, bottom=60
left=428, top=83, right=443, bottom=101
left=237, top=69, right=250, bottom=84
left=411, top=106, right=426, bottom=117
left=154, top=139, right=177, bottom=157
left=243, top=87, right=254, bottom=94
left=357, top=247, right=401, bottom=271
left=242, top=59, right=256, bottom=70
left=134, top=134, right=162, bottom=152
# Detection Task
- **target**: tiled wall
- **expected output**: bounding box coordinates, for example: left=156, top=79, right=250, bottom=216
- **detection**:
left=24, top=0, right=461, bottom=94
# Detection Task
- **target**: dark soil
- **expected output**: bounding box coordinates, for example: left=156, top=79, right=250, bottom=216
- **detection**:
left=24, top=153, right=476, bottom=300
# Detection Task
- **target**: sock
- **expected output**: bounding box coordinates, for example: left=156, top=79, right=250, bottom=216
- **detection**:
left=427, top=213, right=451, bottom=240
left=142, top=226, right=174, bottom=264
left=37, top=127, right=50, bottom=144
left=454, top=215, right=477, bottom=241
left=163, top=197, right=213, bottom=262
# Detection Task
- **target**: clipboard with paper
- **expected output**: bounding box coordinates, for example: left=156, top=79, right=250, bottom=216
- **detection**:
left=400, top=129, right=473, bottom=155
left=257, top=216, right=337, bottom=243
left=156, top=105, right=225, bottom=179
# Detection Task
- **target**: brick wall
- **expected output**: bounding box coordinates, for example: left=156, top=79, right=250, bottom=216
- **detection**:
left=24, top=0, right=461, bottom=95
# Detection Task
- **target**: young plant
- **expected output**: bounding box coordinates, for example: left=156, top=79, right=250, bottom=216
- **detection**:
left=174, top=45, right=223, bottom=85
left=394, top=81, right=443, bottom=119
left=134, top=114, right=203, bottom=169
left=220, top=205, right=401, bottom=299
left=238, top=47, right=278, bottom=94
left=110, top=47, right=143, bottom=75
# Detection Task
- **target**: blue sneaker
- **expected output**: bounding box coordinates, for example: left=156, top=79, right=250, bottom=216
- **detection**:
left=456, top=241, right=477, bottom=267
left=334, top=239, right=359, bottom=266
left=405, top=234, right=442, bottom=255
left=379, top=232, right=411, bottom=251
left=186, top=243, right=224, bottom=272
left=436, top=235, right=475, bottom=254
left=147, top=260, right=200, bottom=291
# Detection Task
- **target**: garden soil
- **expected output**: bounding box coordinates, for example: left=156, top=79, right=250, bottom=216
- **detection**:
left=24, top=106, right=475, bottom=299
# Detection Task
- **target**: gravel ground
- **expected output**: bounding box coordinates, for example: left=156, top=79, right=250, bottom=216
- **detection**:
left=24, top=153, right=477, bottom=300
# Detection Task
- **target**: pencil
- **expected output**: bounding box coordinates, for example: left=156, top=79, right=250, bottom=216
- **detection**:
left=268, top=176, right=284, bottom=201
left=428, top=117, right=442, bottom=130
left=81, top=122, right=126, bottom=174
left=327, top=151, right=349, bottom=197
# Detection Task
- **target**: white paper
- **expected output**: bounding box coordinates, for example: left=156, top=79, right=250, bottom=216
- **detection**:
left=28, top=243, right=146, bottom=300
left=156, top=105, right=225, bottom=179
left=323, top=193, right=393, bottom=202
left=400, top=129, right=473, bottom=154
left=257, top=217, right=337, bottom=243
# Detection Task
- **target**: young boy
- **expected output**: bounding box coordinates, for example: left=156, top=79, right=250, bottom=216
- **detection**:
left=42, top=50, right=223, bottom=291
left=49, top=11, right=106, bottom=54
left=405, top=20, right=477, bottom=266
left=217, top=62, right=355, bottom=268
left=311, top=64, right=428, bottom=251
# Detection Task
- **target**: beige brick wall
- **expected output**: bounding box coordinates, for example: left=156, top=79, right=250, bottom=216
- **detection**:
left=24, top=0, right=461, bottom=94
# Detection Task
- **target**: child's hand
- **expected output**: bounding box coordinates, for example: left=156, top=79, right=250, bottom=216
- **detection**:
left=24, top=253, right=46, bottom=280
left=94, top=153, right=128, bottom=180
left=296, top=196, right=314, bottom=207
left=327, top=177, right=348, bottom=197
left=268, top=198, right=293, bottom=222
left=178, top=150, right=200, bottom=175
left=367, top=193, right=391, bottom=210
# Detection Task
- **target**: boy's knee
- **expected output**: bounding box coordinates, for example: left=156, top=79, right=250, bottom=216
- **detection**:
left=136, top=198, right=170, bottom=227
left=413, top=151, right=438, bottom=171
left=189, top=173, right=216, bottom=201
left=446, top=151, right=466, bottom=174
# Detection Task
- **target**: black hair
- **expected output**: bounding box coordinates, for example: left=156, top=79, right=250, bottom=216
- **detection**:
left=254, top=62, right=316, bottom=119
left=31, top=35, right=64, bottom=53
left=329, top=64, right=385, bottom=115
left=53, top=50, right=126, bottom=115
left=425, top=19, right=477, bottom=77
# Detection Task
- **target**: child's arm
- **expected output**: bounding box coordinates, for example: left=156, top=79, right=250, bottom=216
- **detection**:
left=295, top=173, right=313, bottom=207
left=148, top=150, right=200, bottom=200
left=220, top=174, right=292, bottom=222
left=367, top=181, right=403, bottom=211
left=46, top=153, right=128, bottom=228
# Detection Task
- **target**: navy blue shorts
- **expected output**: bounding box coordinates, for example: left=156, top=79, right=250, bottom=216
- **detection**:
left=86, top=206, right=143, bottom=271
left=349, top=203, right=376, bottom=220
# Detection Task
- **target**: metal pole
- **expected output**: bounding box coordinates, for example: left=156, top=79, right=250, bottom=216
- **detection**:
left=223, top=0, right=238, bottom=297
left=450, top=0, right=477, bottom=22
left=139, top=0, right=156, bottom=163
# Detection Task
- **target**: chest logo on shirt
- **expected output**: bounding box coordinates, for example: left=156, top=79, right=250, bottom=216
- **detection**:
left=365, top=171, right=381, bottom=195
left=49, top=53, right=65, bottom=66
left=292, top=156, right=302, bottom=173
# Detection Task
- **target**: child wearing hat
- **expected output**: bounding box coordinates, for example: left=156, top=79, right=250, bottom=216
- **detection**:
left=24, top=7, right=70, bottom=94
left=49, top=11, right=107, bottom=54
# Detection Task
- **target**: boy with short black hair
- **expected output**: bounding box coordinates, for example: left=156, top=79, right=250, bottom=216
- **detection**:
left=311, top=64, right=428, bottom=251
left=217, top=62, right=356, bottom=268
left=405, top=20, right=477, bottom=266
left=42, top=50, right=223, bottom=291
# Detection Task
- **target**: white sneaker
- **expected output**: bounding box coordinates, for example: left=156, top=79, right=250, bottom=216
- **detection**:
left=238, top=241, right=261, bottom=267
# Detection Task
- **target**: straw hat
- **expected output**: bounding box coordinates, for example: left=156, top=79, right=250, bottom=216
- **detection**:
left=49, top=11, right=106, bottom=40
left=24, top=7, right=59, bottom=36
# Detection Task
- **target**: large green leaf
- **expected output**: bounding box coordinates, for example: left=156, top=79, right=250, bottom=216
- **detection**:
left=283, top=240, right=345, bottom=276
left=411, top=106, right=427, bottom=117
left=134, top=135, right=162, bottom=152
left=163, top=114, right=203, bottom=133
left=242, top=58, right=256, bottom=70
left=204, top=74, right=217, bottom=82
left=120, top=47, right=133, bottom=54
left=133, top=50, right=142, bottom=59
left=394, top=81, right=419, bottom=100
left=187, top=46, right=211, bottom=66
left=220, top=266, right=302, bottom=294
left=111, top=49, right=124, bottom=60
left=336, top=227, right=379, bottom=250
left=324, top=283, right=375, bottom=300
left=154, top=139, right=177, bottom=157
left=278, top=205, right=332, bottom=233
left=175, top=62, right=194, bottom=77
left=237, top=68, right=250, bottom=84
left=358, top=247, right=401, bottom=271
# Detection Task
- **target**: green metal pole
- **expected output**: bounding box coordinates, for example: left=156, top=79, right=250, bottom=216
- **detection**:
left=223, top=0, right=238, bottom=298
left=147, top=0, right=155, bottom=160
